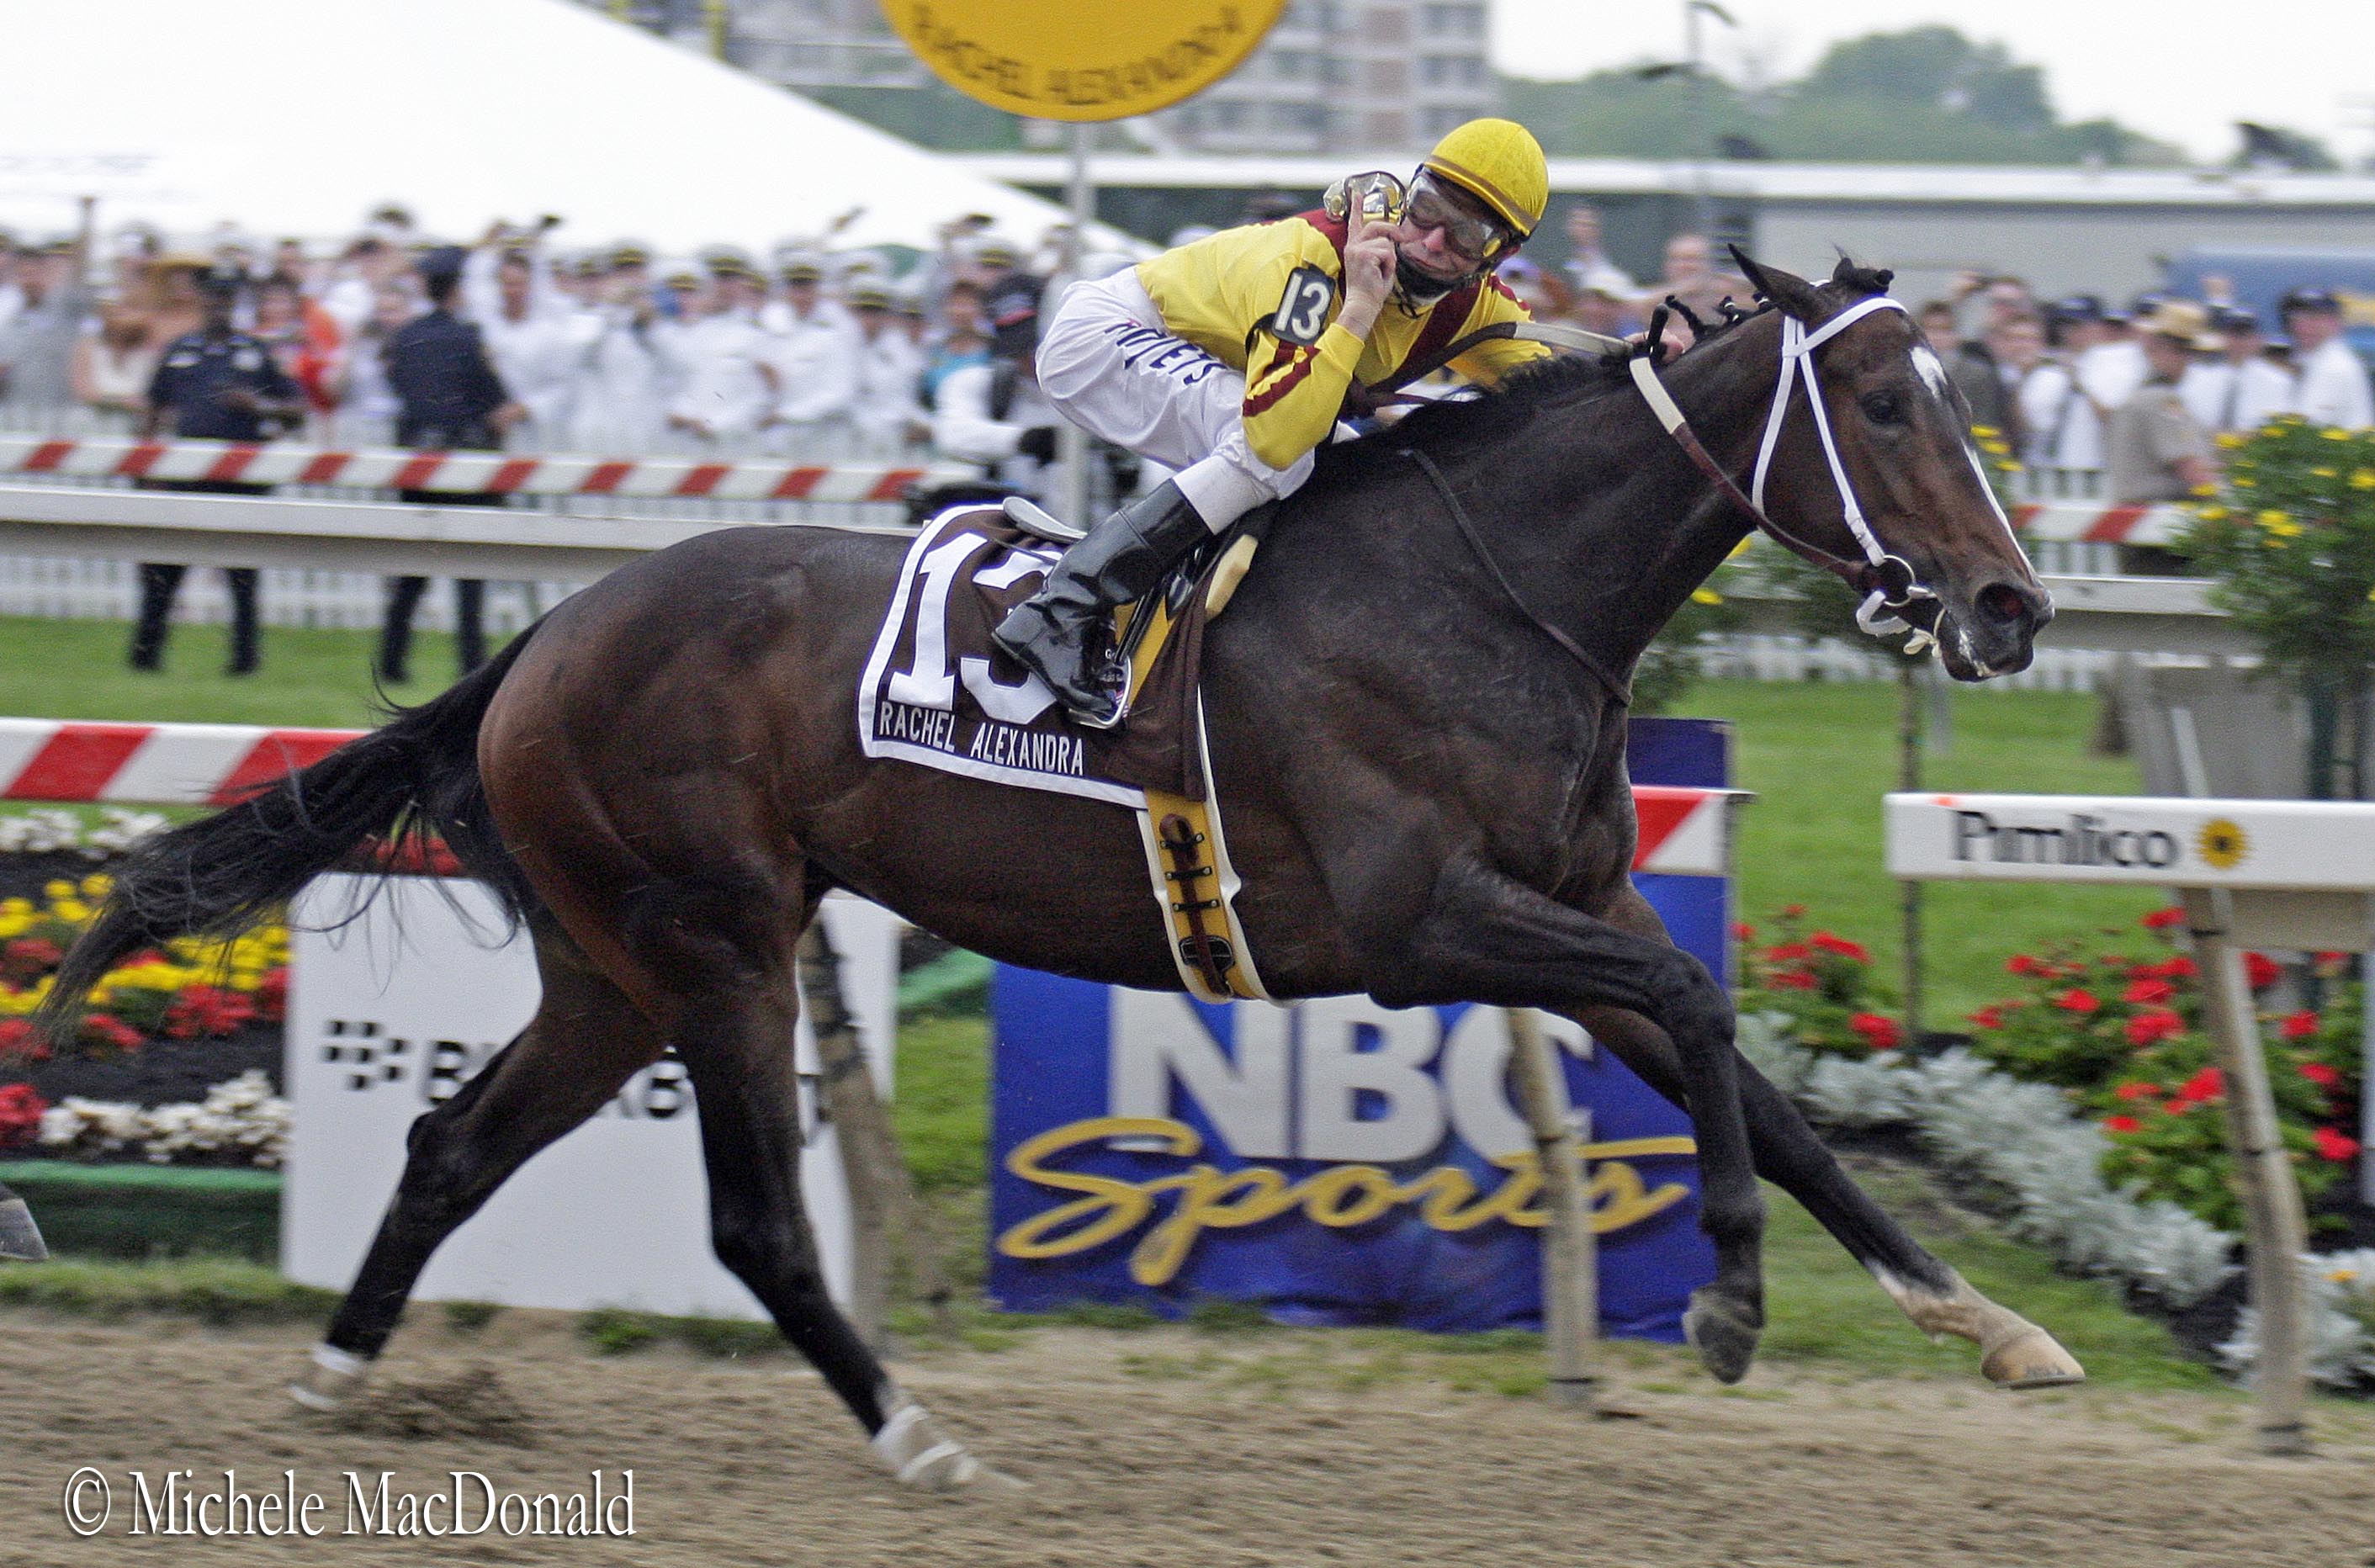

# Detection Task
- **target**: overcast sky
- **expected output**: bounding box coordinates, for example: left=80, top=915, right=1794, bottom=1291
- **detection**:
left=1489, top=1, right=2375, bottom=167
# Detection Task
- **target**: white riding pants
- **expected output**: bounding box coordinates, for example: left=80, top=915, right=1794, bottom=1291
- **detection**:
left=1035, top=268, right=1316, bottom=533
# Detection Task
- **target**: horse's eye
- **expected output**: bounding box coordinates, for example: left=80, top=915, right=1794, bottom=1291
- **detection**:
left=1861, top=389, right=1905, bottom=425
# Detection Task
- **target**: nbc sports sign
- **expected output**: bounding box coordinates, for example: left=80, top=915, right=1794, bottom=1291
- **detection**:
left=986, top=718, right=1733, bottom=1338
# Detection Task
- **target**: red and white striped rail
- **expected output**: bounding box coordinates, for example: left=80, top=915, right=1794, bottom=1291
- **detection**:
left=1631, top=786, right=1746, bottom=877
left=2014, top=501, right=2184, bottom=548
left=0, top=716, right=1742, bottom=877
left=0, top=718, right=362, bottom=807
left=0, top=432, right=954, bottom=504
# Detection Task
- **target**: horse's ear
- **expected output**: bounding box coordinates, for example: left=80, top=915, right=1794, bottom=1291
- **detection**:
left=1729, top=246, right=1822, bottom=321
left=1830, top=256, right=1895, bottom=294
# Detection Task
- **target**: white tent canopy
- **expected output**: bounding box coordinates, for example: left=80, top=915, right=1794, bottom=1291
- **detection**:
left=0, top=0, right=1113, bottom=258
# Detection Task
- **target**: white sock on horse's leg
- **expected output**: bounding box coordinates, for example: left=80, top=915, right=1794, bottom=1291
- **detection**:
left=869, top=1390, right=1019, bottom=1491
left=288, top=1343, right=370, bottom=1412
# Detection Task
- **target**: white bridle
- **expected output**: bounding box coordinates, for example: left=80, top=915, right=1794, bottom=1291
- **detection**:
left=1750, top=295, right=1937, bottom=645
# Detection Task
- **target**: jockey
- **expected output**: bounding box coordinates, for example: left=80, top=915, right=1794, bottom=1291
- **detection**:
left=994, top=117, right=1555, bottom=729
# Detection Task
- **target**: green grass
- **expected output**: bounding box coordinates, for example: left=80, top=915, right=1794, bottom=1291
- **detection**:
left=0, top=1255, right=334, bottom=1324
left=0, top=612, right=481, bottom=728
left=1671, top=678, right=2157, bottom=1023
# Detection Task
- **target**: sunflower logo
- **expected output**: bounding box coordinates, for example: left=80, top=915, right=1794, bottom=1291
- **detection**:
left=2197, top=818, right=2248, bottom=870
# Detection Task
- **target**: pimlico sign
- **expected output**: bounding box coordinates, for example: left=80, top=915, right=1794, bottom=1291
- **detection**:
left=1887, top=793, right=2375, bottom=890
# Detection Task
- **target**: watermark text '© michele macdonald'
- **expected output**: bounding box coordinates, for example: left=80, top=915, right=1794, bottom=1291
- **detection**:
left=60, top=1467, right=634, bottom=1539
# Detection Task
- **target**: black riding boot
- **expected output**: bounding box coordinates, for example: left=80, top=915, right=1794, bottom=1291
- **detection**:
left=992, top=481, right=1211, bottom=729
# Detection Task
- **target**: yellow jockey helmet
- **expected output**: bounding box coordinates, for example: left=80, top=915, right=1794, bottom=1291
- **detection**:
left=1418, top=118, right=1549, bottom=243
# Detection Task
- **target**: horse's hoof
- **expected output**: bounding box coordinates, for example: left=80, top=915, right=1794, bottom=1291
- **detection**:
left=0, top=1197, right=47, bottom=1262
left=1982, top=1326, right=2086, bottom=1389
left=1683, top=1289, right=1763, bottom=1385
left=288, top=1343, right=369, bottom=1413
left=872, top=1402, right=1017, bottom=1492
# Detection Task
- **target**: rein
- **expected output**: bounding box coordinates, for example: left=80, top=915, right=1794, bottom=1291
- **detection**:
left=1402, top=446, right=1632, bottom=707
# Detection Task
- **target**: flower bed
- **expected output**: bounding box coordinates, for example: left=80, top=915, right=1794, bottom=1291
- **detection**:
left=1738, top=903, right=2375, bottom=1391
left=0, top=814, right=289, bottom=1169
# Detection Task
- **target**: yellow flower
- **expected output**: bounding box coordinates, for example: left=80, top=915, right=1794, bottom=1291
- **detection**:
left=1690, top=587, right=1722, bottom=606
left=1969, top=424, right=1999, bottom=439
left=2189, top=482, right=2219, bottom=497
left=2233, top=475, right=2256, bottom=488
left=2354, top=469, right=2375, bottom=490
left=2334, top=1266, right=2361, bottom=1284
left=2195, top=504, right=2229, bottom=521
left=2323, top=426, right=2351, bottom=440
left=2314, top=467, right=2339, bottom=479
left=2215, top=432, right=2247, bottom=449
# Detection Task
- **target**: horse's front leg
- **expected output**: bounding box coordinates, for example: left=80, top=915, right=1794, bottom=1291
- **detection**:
left=0, top=1180, right=44, bottom=1261
left=1350, top=858, right=1766, bottom=1383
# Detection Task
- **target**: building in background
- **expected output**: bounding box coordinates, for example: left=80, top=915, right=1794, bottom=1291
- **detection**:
left=580, top=0, right=1498, bottom=156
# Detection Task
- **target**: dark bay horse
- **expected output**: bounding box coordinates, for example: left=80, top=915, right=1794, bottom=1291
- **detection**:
left=35, top=255, right=2079, bottom=1486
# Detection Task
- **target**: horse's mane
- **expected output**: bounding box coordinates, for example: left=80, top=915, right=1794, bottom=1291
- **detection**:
left=1316, top=262, right=1895, bottom=483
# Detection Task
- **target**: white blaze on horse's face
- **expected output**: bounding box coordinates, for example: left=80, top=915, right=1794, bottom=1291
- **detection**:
left=1909, top=341, right=2024, bottom=551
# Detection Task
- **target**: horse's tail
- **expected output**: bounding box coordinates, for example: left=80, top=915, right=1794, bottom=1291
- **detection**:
left=36, top=628, right=541, bottom=1043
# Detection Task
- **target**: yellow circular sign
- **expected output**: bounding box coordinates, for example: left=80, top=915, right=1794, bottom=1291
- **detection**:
left=880, top=0, right=1289, bottom=122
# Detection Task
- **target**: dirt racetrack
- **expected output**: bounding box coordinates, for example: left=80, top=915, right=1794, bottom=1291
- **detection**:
left=5, top=1308, right=2373, bottom=1568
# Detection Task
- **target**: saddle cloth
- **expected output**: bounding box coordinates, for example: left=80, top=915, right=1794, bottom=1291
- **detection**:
left=857, top=506, right=1270, bottom=1001
left=857, top=506, right=1208, bottom=805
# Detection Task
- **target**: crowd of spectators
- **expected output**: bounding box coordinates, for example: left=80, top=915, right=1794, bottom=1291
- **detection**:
left=0, top=201, right=1095, bottom=462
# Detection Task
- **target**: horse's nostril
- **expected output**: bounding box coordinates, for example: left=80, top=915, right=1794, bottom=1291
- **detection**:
left=1976, top=583, right=2029, bottom=627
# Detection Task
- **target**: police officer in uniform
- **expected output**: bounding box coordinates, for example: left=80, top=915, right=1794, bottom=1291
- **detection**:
left=994, top=119, right=1554, bottom=728
left=379, top=246, right=521, bottom=683
left=130, top=265, right=304, bottom=675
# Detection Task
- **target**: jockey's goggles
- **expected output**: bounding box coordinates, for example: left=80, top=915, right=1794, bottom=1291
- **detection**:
left=1403, top=171, right=1513, bottom=266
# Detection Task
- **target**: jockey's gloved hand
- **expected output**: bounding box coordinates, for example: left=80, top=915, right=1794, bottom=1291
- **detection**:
left=1016, top=426, right=1059, bottom=465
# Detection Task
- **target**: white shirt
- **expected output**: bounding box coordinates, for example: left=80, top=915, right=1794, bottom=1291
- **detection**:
left=851, top=326, right=923, bottom=450
left=568, top=305, right=671, bottom=453
left=932, top=359, right=1056, bottom=497
left=478, top=305, right=581, bottom=446
left=2017, top=362, right=2102, bottom=470
left=2178, top=358, right=2295, bottom=436
left=665, top=310, right=775, bottom=442
left=766, top=301, right=861, bottom=431
left=2294, top=336, right=2374, bottom=430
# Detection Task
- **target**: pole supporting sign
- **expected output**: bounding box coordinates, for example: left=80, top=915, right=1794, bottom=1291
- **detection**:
left=880, top=0, right=1288, bottom=121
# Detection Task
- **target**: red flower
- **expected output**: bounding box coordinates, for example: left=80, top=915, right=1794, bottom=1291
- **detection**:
left=1782, top=903, right=1806, bottom=918
left=2125, top=1009, right=2184, bottom=1046
left=1765, top=942, right=1810, bottom=962
left=2122, top=977, right=2176, bottom=1006
left=0, top=1016, right=47, bottom=1064
left=2007, top=954, right=2041, bottom=976
left=1967, top=1006, right=2006, bottom=1030
left=77, top=1013, right=142, bottom=1052
left=161, top=985, right=256, bottom=1041
left=2244, top=952, right=2283, bottom=990
left=254, top=967, right=288, bottom=1024
left=2280, top=1010, right=2319, bottom=1041
left=1768, top=970, right=1816, bottom=990
left=1849, top=1012, right=1902, bottom=1052
left=0, top=1083, right=45, bottom=1148
left=2141, top=907, right=2187, bottom=930
left=1811, top=932, right=1871, bottom=963
left=2114, top=1079, right=2161, bottom=1102
left=1731, top=922, right=1755, bottom=941
left=2176, top=1066, right=2225, bottom=1104
left=2300, top=1061, right=2341, bottom=1089
left=2163, top=1099, right=2192, bottom=1117
left=2313, top=1126, right=2361, bottom=1163
left=2102, top=1115, right=2143, bottom=1135
left=2160, top=956, right=2197, bottom=980
left=2054, top=988, right=2101, bottom=1014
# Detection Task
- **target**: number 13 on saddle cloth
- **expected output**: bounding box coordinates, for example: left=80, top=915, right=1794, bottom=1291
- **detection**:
left=857, top=506, right=1269, bottom=1003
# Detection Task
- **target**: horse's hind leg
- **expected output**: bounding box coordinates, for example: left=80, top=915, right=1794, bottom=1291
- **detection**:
left=651, top=905, right=997, bottom=1490
left=290, top=921, right=662, bottom=1410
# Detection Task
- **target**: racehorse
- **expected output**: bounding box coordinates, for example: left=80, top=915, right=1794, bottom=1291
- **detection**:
left=34, top=255, right=2078, bottom=1486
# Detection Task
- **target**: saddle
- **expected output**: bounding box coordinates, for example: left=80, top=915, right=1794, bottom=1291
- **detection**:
left=857, top=501, right=1273, bottom=1000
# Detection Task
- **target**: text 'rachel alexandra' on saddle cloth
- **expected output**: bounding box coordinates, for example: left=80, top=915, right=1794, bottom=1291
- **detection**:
left=856, top=509, right=1206, bottom=807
